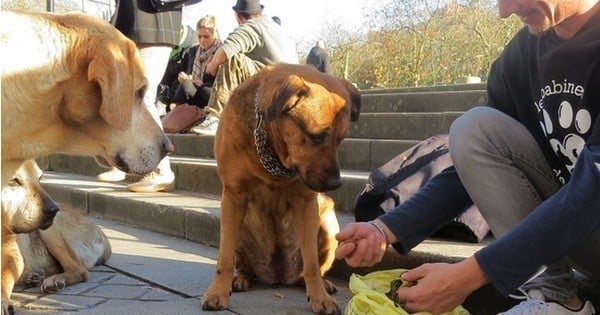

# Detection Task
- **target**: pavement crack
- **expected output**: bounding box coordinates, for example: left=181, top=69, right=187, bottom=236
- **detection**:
left=103, top=264, right=194, bottom=299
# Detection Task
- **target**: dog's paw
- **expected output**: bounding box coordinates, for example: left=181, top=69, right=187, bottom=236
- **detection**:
left=232, top=273, right=251, bottom=292
left=200, top=293, right=230, bottom=311
left=323, top=279, right=338, bottom=295
left=25, top=270, right=47, bottom=288
left=1, top=300, right=15, bottom=315
left=40, top=276, right=66, bottom=293
left=308, top=295, right=341, bottom=315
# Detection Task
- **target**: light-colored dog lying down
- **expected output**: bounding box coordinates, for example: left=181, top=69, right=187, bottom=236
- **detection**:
left=1, top=160, right=111, bottom=315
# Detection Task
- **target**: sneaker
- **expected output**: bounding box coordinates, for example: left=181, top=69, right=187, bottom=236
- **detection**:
left=97, top=168, right=126, bottom=182
left=499, top=289, right=595, bottom=315
left=190, top=113, right=219, bottom=136
left=155, top=100, right=167, bottom=117
left=126, top=171, right=175, bottom=193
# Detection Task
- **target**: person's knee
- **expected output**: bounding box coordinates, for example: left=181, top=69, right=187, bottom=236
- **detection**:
left=451, top=105, right=497, bottom=135
left=449, top=106, right=496, bottom=158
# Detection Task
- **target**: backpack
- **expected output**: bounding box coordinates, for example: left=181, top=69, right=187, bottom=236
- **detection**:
left=354, top=134, right=490, bottom=243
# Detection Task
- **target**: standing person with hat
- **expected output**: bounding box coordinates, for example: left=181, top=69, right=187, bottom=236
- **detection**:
left=306, top=39, right=332, bottom=74
left=190, top=0, right=298, bottom=136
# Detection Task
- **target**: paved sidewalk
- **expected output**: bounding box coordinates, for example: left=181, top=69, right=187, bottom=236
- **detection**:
left=12, top=213, right=353, bottom=315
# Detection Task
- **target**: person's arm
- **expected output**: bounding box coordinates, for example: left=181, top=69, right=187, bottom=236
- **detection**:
left=335, top=166, right=472, bottom=266
left=379, top=166, right=473, bottom=253
left=475, top=143, right=600, bottom=295
left=205, top=20, right=262, bottom=77
left=205, top=48, right=227, bottom=76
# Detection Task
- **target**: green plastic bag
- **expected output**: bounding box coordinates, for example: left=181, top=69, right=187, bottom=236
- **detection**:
left=345, top=269, right=470, bottom=315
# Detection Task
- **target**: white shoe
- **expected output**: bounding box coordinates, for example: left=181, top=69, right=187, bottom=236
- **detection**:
left=190, top=114, right=219, bottom=136
left=498, top=289, right=596, bottom=315
left=126, top=171, right=175, bottom=193
left=156, top=100, right=167, bottom=117
left=97, top=168, right=126, bottom=182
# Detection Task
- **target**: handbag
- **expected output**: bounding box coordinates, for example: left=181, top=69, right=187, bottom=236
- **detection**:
left=161, top=103, right=206, bottom=133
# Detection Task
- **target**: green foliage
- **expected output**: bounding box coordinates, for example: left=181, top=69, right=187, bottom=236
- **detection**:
left=322, top=0, right=522, bottom=88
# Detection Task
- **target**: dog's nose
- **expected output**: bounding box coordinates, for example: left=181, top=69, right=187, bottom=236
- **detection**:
left=326, top=177, right=342, bottom=191
left=40, top=195, right=59, bottom=230
left=43, top=196, right=60, bottom=216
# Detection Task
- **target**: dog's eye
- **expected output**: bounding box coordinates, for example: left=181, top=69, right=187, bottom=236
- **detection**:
left=8, top=177, right=22, bottom=187
left=135, top=87, right=146, bottom=103
left=309, top=132, right=328, bottom=145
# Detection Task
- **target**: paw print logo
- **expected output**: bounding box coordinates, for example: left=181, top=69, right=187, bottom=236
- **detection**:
left=541, top=100, right=591, bottom=173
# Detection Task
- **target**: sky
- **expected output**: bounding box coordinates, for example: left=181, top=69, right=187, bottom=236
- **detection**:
left=183, top=0, right=382, bottom=54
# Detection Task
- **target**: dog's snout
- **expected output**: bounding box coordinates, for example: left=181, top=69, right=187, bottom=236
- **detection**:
left=307, top=172, right=342, bottom=192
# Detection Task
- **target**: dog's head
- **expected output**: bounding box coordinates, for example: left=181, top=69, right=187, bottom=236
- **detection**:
left=1, top=160, right=59, bottom=234
left=65, top=13, right=174, bottom=174
left=256, top=64, right=361, bottom=192
left=0, top=12, right=174, bottom=175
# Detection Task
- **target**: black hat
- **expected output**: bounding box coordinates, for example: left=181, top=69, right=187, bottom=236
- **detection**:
left=232, top=0, right=263, bottom=14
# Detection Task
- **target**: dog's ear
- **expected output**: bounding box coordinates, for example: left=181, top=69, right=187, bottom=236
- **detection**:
left=343, top=80, right=361, bottom=121
left=87, top=41, right=135, bottom=130
left=266, top=75, right=309, bottom=121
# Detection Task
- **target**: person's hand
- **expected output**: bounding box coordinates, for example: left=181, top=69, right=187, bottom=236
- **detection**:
left=334, top=222, right=387, bottom=267
left=177, top=72, right=190, bottom=83
left=395, top=257, right=487, bottom=313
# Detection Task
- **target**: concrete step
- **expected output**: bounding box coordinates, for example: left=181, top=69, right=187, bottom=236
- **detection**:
left=41, top=155, right=369, bottom=214
left=172, top=111, right=466, bottom=144
left=359, top=83, right=486, bottom=94
left=168, top=135, right=421, bottom=172
left=359, top=90, right=486, bottom=113
left=349, top=111, right=464, bottom=140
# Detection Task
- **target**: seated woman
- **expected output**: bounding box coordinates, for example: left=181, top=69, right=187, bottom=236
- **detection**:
left=172, top=15, right=221, bottom=109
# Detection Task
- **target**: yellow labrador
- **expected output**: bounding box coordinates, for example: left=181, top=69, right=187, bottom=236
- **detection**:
left=0, top=10, right=173, bottom=188
left=2, top=160, right=58, bottom=314
left=1, top=160, right=111, bottom=315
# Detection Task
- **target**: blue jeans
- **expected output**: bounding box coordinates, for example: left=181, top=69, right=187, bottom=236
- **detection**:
left=449, top=106, right=600, bottom=302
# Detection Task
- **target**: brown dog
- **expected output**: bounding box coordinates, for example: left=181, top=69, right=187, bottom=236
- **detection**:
left=1, top=160, right=111, bottom=315
left=201, top=64, right=361, bottom=314
left=0, top=10, right=173, bottom=188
